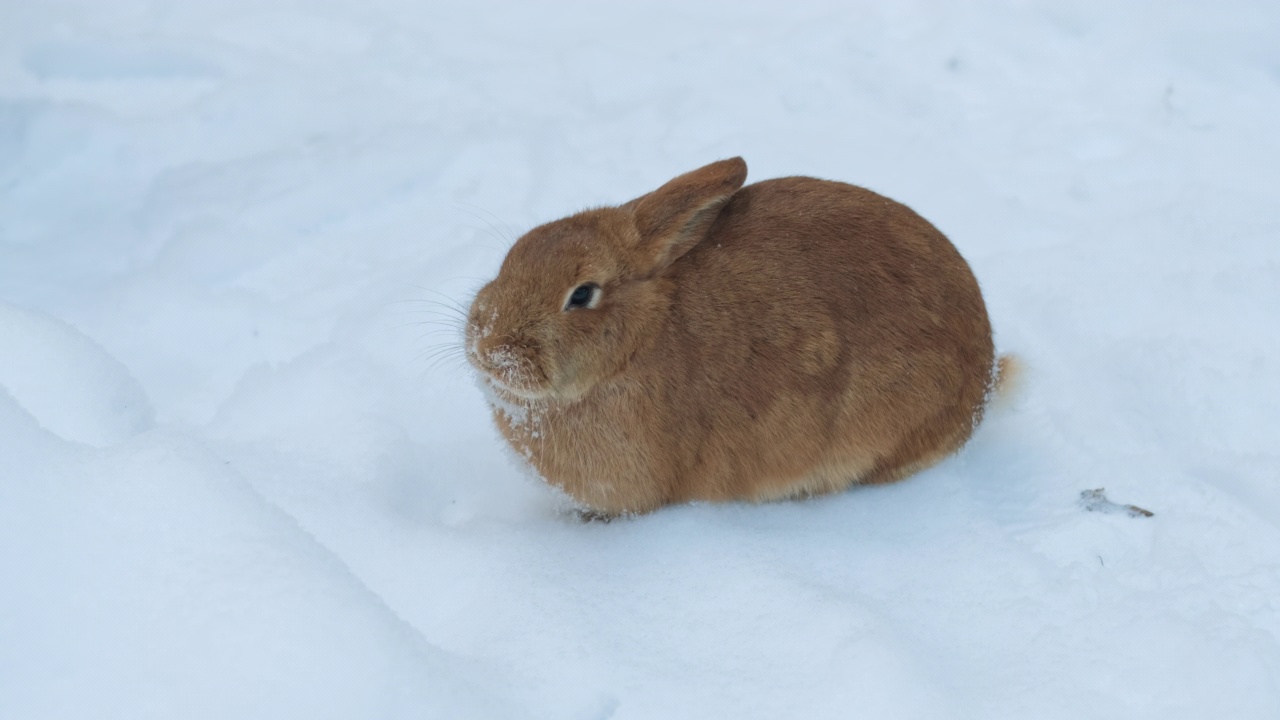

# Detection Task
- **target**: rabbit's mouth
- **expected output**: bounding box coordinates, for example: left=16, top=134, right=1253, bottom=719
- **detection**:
left=468, top=347, right=554, bottom=401
left=483, top=373, right=552, bottom=402
left=464, top=325, right=570, bottom=402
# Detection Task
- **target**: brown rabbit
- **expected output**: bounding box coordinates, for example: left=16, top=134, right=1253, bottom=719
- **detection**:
left=465, top=157, right=1008, bottom=517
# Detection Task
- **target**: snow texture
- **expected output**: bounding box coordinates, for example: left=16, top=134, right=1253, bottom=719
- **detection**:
left=2, top=1, right=1279, bottom=718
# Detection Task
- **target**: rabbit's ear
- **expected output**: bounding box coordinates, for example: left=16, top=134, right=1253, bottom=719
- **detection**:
left=625, top=157, right=747, bottom=275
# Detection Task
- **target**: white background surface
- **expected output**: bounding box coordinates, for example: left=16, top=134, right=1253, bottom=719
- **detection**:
left=2, top=1, right=1278, bottom=718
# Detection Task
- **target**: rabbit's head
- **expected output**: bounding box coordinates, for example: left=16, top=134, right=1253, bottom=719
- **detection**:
left=466, top=157, right=747, bottom=403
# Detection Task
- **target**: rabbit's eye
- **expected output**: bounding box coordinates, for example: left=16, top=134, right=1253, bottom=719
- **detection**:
left=565, top=283, right=600, bottom=311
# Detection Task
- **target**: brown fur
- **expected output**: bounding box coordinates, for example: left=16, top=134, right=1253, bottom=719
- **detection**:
left=465, top=158, right=1003, bottom=516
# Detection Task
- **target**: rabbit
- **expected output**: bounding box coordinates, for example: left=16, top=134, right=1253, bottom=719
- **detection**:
left=465, top=157, right=1010, bottom=517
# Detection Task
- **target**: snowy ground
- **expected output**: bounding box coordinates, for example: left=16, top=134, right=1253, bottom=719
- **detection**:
left=2, top=0, right=1279, bottom=718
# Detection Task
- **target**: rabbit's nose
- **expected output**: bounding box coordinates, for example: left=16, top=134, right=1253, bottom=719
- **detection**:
left=466, top=334, right=500, bottom=373
left=470, top=336, right=519, bottom=374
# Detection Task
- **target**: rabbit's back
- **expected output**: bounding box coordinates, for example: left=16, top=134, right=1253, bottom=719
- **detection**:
left=654, top=177, right=995, bottom=501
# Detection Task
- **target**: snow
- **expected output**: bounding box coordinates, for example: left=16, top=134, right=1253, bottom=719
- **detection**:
left=0, top=302, right=154, bottom=446
left=2, top=0, right=1278, bottom=718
